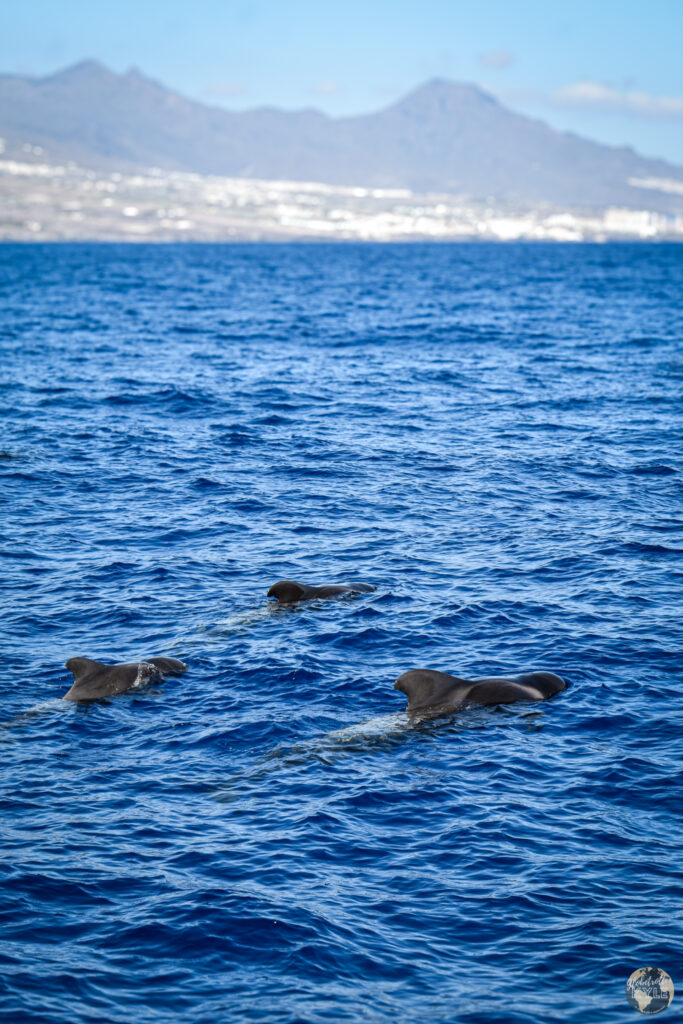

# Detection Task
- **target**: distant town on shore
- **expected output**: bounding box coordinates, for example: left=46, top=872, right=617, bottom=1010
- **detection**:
left=2, top=61, right=682, bottom=241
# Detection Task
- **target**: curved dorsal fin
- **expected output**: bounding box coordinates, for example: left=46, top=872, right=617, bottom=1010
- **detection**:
left=394, top=669, right=470, bottom=711
left=267, top=580, right=307, bottom=603
left=65, top=657, right=106, bottom=681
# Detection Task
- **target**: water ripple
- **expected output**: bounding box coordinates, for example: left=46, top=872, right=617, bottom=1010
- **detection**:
left=1, top=242, right=682, bottom=1024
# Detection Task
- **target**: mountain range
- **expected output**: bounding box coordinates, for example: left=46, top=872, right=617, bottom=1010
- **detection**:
left=1, top=61, right=682, bottom=211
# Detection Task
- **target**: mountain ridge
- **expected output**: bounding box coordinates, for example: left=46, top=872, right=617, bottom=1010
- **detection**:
left=1, top=62, right=682, bottom=211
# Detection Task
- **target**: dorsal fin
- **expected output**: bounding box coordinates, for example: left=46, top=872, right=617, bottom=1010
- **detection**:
left=267, top=580, right=307, bottom=603
left=65, top=657, right=106, bottom=681
left=394, top=669, right=471, bottom=711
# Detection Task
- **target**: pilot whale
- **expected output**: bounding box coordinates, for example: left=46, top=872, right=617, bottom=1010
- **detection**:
left=395, top=669, right=567, bottom=716
left=63, top=656, right=187, bottom=702
left=267, top=580, right=376, bottom=604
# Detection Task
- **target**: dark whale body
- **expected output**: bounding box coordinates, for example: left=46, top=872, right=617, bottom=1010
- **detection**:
left=63, top=656, right=187, bottom=702
left=395, top=669, right=567, bottom=716
left=267, top=580, right=376, bottom=604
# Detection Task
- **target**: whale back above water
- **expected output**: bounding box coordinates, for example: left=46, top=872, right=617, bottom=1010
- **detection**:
left=267, top=580, right=376, bottom=604
left=395, top=669, right=567, bottom=716
left=63, top=656, right=187, bottom=702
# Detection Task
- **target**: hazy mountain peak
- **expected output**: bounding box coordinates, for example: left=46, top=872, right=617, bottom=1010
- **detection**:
left=44, top=61, right=163, bottom=96
left=390, top=77, right=499, bottom=115
left=45, top=59, right=113, bottom=84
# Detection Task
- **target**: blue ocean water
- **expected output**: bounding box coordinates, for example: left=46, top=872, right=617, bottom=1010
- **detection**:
left=1, top=242, right=682, bottom=1024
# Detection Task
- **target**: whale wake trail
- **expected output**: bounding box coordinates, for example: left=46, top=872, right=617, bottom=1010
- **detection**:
left=214, top=712, right=412, bottom=801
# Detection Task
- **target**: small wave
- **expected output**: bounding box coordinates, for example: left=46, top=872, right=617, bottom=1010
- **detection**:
left=629, top=463, right=677, bottom=476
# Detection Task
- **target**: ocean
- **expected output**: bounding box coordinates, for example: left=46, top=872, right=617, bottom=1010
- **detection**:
left=1, top=241, right=682, bottom=1023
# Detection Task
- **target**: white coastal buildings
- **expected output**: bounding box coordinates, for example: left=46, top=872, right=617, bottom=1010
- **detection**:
left=1, top=155, right=682, bottom=242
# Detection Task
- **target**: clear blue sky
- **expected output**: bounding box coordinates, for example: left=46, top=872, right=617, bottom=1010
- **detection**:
left=3, top=0, right=683, bottom=163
